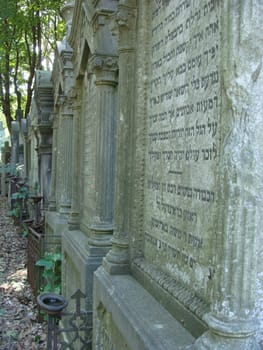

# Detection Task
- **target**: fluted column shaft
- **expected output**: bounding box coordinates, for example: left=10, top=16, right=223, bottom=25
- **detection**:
left=68, top=87, right=81, bottom=229
left=48, top=112, right=58, bottom=211
left=104, top=1, right=137, bottom=274
left=195, top=2, right=263, bottom=349
left=57, top=107, right=73, bottom=215
left=87, top=54, right=118, bottom=245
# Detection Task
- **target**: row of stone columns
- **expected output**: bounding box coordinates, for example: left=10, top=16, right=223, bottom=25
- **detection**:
left=104, top=1, right=262, bottom=349
left=46, top=1, right=262, bottom=349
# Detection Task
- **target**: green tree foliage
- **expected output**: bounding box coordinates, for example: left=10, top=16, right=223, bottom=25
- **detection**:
left=0, top=0, right=65, bottom=133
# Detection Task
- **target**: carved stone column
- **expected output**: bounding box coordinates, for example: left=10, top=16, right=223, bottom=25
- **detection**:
left=48, top=112, right=58, bottom=211
left=68, top=85, right=81, bottom=230
left=103, top=0, right=137, bottom=274
left=37, top=125, right=53, bottom=208
left=87, top=53, right=118, bottom=246
left=57, top=100, right=73, bottom=216
left=194, top=2, right=263, bottom=349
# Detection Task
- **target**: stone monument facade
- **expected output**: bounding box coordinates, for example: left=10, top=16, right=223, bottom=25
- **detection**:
left=44, top=1, right=118, bottom=345
left=29, top=71, right=54, bottom=207
left=38, top=0, right=263, bottom=349
left=45, top=2, right=75, bottom=237
left=93, top=1, right=263, bottom=349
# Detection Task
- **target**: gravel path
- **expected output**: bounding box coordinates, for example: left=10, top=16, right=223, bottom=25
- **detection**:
left=0, top=196, right=47, bottom=349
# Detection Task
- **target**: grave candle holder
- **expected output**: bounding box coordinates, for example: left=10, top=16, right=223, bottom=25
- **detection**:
left=37, top=293, right=68, bottom=350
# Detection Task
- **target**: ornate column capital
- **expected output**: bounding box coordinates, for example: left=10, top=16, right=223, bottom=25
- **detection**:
left=89, top=54, right=118, bottom=86
left=108, top=1, right=137, bottom=53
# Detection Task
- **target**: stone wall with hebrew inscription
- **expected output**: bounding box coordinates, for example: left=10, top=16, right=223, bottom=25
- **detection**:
left=143, top=0, right=220, bottom=301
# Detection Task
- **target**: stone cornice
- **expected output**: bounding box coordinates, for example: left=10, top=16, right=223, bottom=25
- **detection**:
left=91, top=8, right=116, bottom=33
left=60, top=45, right=73, bottom=63
left=34, top=71, right=54, bottom=126
left=69, top=0, right=94, bottom=50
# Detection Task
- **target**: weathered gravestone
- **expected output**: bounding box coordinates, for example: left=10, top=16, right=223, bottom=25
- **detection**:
left=94, top=0, right=263, bottom=349
left=1, top=142, right=11, bottom=196
left=45, top=2, right=75, bottom=238
left=31, top=70, right=54, bottom=208
left=46, top=1, right=118, bottom=347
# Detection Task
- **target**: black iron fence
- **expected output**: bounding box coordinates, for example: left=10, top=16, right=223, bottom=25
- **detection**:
left=0, top=290, right=92, bottom=350
left=37, top=290, right=92, bottom=350
left=27, top=227, right=61, bottom=296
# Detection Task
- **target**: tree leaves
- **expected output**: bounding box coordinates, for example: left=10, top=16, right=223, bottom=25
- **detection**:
left=36, top=252, right=61, bottom=293
left=0, top=0, right=65, bottom=132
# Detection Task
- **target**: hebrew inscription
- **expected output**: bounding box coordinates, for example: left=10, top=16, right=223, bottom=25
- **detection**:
left=144, top=0, right=220, bottom=297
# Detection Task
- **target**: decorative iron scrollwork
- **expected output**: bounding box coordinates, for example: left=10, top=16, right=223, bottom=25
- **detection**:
left=38, top=289, right=92, bottom=350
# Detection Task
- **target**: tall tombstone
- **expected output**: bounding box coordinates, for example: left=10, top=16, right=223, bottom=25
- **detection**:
left=27, top=106, right=39, bottom=194
left=48, top=111, right=58, bottom=212
left=8, top=121, right=20, bottom=208
left=94, top=1, right=263, bottom=349
left=56, top=95, right=74, bottom=215
left=20, top=118, right=29, bottom=178
left=1, top=142, right=11, bottom=196
left=58, top=1, right=118, bottom=348
left=45, top=1, right=74, bottom=237
left=33, top=70, right=54, bottom=208
left=15, top=109, right=25, bottom=168
left=55, top=3, right=75, bottom=217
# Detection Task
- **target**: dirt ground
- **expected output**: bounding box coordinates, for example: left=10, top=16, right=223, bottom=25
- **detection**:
left=0, top=196, right=47, bottom=349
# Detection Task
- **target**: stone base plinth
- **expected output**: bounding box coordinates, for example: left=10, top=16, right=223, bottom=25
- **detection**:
left=61, top=229, right=112, bottom=350
left=62, top=229, right=110, bottom=308
left=194, top=330, right=260, bottom=350
left=93, top=267, right=194, bottom=350
left=193, top=313, right=260, bottom=350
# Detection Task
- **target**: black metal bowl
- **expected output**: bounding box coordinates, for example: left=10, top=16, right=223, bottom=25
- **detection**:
left=37, top=293, right=68, bottom=316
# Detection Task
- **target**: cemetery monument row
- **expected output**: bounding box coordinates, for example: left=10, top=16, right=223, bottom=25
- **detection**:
left=93, top=0, right=263, bottom=349
left=27, top=0, right=263, bottom=349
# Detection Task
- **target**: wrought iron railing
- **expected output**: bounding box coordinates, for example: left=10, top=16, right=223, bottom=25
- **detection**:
left=37, top=290, right=92, bottom=350
left=27, top=227, right=61, bottom=296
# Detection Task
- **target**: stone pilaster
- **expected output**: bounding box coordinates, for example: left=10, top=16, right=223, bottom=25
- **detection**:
left=32, top=70, right=54, bottom=207
left=48, top=112, right=58, bottom=211
left=54, top=0, right=74, bottom=216
left=103, top=0, right=137, bottom=274
left=194, top=2, right=263, bottom=349
left=57, top=101, right=73, bottom=216
left=68, top=85, right=81, bottom=230
left=87, top=53, right=118, bottom=246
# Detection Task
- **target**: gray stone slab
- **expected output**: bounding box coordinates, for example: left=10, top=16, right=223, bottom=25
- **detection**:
left=144, top=0, right=220, bottom=304
left=93, top=267, right=194, bottom=350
